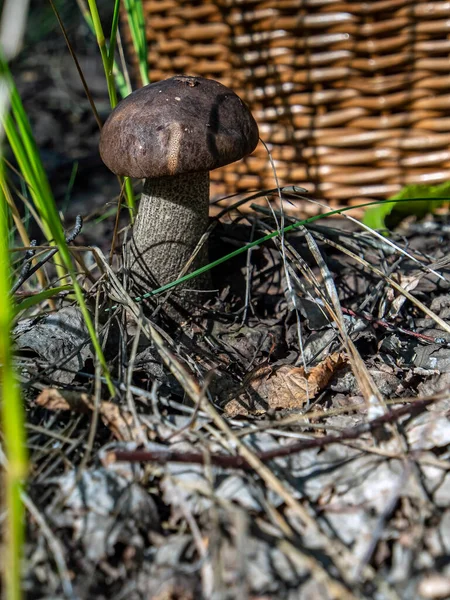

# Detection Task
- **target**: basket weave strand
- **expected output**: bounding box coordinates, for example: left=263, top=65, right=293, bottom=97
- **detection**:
left=126, top=0, right=450, bottom=203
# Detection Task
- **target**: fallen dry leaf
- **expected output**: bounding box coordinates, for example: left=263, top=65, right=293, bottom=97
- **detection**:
left=36, top=388, right=136, bottom=441
left=224, top=353, right=346, bottom=417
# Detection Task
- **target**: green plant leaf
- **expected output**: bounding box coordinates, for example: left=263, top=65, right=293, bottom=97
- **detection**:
left=363, top=182, right=450, bottom=230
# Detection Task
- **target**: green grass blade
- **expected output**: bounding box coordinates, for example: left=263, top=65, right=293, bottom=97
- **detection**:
left=122, top=0, right=149, bottom=86
left=86, top=0, right=117, bottom=107
left=0, top=28, right=27, bottom=600
left=1, top=58, right=116, bottom=397
left=78, top=0, right=136, bottom=216
left=76, top=0, right=130, bottom=99
left=2, top=74, right=67, bottom=288
left=52, top=0, right=135, bottom=218
left=137, top=196, right=450, bottom=300
left=0, top=165, right=28, bottom=600
left=107, top=0, right=121, bottom=72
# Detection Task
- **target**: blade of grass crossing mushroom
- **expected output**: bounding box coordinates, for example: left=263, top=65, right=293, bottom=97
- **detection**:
left=136, top=198, right=450, bottom=311
left=82, top=1, right=137, bottom=229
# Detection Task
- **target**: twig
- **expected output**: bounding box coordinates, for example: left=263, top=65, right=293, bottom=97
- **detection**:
left=342, top=305, right=450, bottom=346
left=10, top=239, right=37, bottom=293
left=111, top=397, right=436, bottom=469
left=65, top=215, right=83, bottom=243
left=311, top=226, right=450, bottom=336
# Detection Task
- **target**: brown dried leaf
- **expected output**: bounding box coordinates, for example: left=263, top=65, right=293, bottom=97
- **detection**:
left=224, top=353, right=346, bottom=418
left=36, top=388, right=135, bottom=441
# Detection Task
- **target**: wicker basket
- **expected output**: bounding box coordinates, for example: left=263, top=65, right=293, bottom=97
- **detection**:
left=125, top=0, right=450, bottom=204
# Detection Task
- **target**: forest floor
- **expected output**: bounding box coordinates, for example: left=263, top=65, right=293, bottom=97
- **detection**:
left=9, top=5, right=450, bottom=600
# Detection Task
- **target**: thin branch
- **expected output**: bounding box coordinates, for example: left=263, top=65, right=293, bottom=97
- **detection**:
left=111, top=397, right=437, bottom=469
left=10, top=239, right=37, bottom=293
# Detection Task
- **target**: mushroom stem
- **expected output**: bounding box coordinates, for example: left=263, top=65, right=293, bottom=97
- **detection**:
left=130, top=170, right=212, bottom=306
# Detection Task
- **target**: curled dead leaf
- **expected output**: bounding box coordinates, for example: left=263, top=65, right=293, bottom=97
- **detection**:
left=36, top=388, right=135, bottom=441
left=224, top=353, right=346, bottom=418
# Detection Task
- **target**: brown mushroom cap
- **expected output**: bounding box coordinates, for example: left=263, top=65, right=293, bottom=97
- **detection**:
left=99, top=75, right=259, bottom=179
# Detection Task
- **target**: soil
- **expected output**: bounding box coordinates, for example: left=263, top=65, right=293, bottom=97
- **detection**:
left=7, top=5, right=450, bottom=600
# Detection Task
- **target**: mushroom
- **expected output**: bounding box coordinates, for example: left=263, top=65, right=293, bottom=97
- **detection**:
left=99, top=75, right=259, bottom=315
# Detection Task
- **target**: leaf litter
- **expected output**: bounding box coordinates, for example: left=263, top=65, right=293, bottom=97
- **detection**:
left=6, top=48, right=450, bottom=596
left=11, top=197, right=450, bottom=600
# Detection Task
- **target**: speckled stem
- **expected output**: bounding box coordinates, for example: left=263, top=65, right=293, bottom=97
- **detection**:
left=130, top=171, right=212, bottom=312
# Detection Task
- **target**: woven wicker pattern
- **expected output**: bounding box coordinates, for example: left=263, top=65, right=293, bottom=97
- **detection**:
left=132, top=0, right=450, bottom=202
